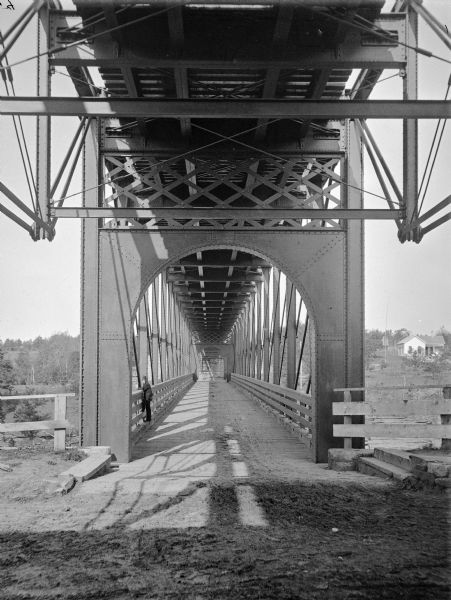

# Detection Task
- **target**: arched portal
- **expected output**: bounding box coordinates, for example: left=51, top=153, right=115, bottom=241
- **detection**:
left=130, top=248, right=314, bottom=393
left=81, top=226, right=363, bottom=463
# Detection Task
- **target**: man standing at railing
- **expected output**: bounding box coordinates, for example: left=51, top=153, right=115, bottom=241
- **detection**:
left=141, top=376, right=153, bottom=422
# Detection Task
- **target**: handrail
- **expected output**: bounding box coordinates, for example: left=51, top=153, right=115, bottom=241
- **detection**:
left=0, top=393, right=76, bottom=400
left=231, top=373, right=313, bottom=443
left=130, top=373, right=194, bottom=438
left=0, top=393, right=75, bottom=451
left=334, top=384, right=451, bottom=392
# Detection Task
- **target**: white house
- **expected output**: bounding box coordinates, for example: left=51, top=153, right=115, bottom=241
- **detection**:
left=397, top=334, right=446, bottom=356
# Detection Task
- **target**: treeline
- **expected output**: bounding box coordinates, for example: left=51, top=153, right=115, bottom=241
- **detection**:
left=0, top=333, right=79, bottom=394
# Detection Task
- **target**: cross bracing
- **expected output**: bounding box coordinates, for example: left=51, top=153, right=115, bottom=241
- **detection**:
left=0, top=0, right=449, bottom=241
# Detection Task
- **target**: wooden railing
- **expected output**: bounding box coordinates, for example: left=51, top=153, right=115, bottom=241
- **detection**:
left=130, top=373, right=194, bottom=440
left=231, top=373, right=313, bottom=443
left=333, top=385, right=451, bottom=449
left=0, top=393, right=75, bottom=451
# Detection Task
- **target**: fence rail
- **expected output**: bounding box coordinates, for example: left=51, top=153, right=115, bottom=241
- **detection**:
left=333, top=385, right=451, bottom=448
left=0, top=393, right=75, bottom=451
left=231, top=373, right=313, bottom=443
left=130, top=373, right=194, bottom=439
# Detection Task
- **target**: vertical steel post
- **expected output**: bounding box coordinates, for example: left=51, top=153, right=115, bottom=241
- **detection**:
left=286, top=281, right=297, bottom=389
left=344, top=119, right=365, bottom=448
left=272, top=268, right=281, bottom=384
left=250, top=292, right=256, bottom=378
left=80, top=120, right=100, bottom=447
left=256, top=281, right=262, bottom=379
left=160, top=272, right=168, bottom=380
left=174, top=298, right=180, bottom=377
left=36, top=4, right=51, bottom=235
left=239, top=318, right=245, bottom=374
left=167, top=284, right=174, bottom=378
left=245, top=303, right=250, bottom=376
left=144, top=295, right=154, bottom=385
left=138, top=298, right=148, bottom=381
left=403, top=3, right=419, bottom=238
left=263, top=268, right=270, bottom=381
left=152, top=278, right=161, bottom=382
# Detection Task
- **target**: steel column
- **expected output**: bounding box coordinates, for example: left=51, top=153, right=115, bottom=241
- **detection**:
left=138, top=299, right=148, bottom=381
left=272, top=268, right=281, bottom=384
left=403, top=3, right=419, bottom=238
left=256, top=281, right=262, bottom=379
left=79, top=121, right=100, bottom=448
left=263, top=268, right=270, bottom=381
left=286, top=281, right=297, bottom=389
left=345, top=120, right=365, bottom=447
left=160, top=272, right=168, bottom=380
left=35, top=4, right=51, bottom=235
left=151, top=278, right=161, bottom=382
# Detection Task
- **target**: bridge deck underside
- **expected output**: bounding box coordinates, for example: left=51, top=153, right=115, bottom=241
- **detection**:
left=70, top=0, right=382, bottom=344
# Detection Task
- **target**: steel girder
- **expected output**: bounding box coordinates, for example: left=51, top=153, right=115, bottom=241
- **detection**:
left=2, top=97, right=449, bottom=119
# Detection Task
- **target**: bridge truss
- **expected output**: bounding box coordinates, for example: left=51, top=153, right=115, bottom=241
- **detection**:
left=0, top=0, right=450, bottom=461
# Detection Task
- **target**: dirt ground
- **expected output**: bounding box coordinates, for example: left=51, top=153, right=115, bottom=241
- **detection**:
left=1, top=379, right=450, bottom=599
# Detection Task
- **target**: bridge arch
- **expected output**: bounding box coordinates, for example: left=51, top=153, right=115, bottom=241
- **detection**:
left=131, top=242, right=316, bottom=389
left=82, top=226, right=360, bottom=463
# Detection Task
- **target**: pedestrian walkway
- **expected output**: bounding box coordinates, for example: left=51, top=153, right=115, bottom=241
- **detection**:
left=74, top=379, right=382, bottom=530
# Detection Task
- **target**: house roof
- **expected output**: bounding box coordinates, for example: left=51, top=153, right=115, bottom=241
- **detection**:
left=397, top=335, right=423, bottom=345
left=422, top=335, right=445, bottom=346
left=397, top=334, right=445, bottom=346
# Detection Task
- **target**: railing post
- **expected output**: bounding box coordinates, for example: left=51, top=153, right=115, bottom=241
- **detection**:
left=54, top=394, right=67, bottom=452
left=343, top=389, right=352, bottom=449
left=441, top=386, right=451, bottom=450
left=263, top=268, right=270, bottom=381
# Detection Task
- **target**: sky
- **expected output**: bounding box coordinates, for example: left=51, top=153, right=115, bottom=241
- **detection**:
left=0, top=0, right=450, bottom=341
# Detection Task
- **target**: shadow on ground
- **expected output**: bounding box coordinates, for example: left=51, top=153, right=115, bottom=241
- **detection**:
left=1, top=481, right=449, bottom=600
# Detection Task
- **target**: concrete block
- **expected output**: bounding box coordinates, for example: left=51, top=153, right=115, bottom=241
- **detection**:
left=328, top=448, right=373, bottom=471
left=412, top=468, right=436, bottom=487
left=427, top=462, right=450, bottom=478
left=61, top=455, right=112, bottom=482
left=374, top=448, right=411, bottom=471
left=329, top=460, right=356, bottom=472
left=82, top=446, right=112, bottom=456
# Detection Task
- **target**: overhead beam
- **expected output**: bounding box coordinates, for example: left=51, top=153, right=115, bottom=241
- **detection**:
left=167, top=273, right=263, bottom=283
left=52, top=207, right=403, bottom=220
left=5, top=98, right=449, bottom=119
left=174, top=283, right=252, bottom=294
left=174, top=258, right=271, bottom=268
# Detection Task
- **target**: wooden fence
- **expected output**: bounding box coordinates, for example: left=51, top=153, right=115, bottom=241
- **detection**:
left=0, top=394, right=75, bottom=451
left=130, top=373, right=194, bottom=441
left=333, top=385, right=451, bottom=449
left=231, top=373, right=313, bottom=444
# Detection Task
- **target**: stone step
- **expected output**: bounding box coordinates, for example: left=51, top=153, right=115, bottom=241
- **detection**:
left=358, top=457, right=412, bottom=482
left=60, top=454, right=112, bottom=483
left=374, top=448, right=412, bottom=471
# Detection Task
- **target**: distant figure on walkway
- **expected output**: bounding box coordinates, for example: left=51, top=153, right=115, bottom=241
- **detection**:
left=141, top=376, right=153, bottom=422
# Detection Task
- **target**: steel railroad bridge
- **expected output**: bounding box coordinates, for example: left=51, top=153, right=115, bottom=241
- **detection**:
left=0, top=0, right=450, bottom=462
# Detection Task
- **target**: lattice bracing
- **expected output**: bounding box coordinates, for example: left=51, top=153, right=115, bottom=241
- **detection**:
left=102, top=153, right=342, bottom=230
